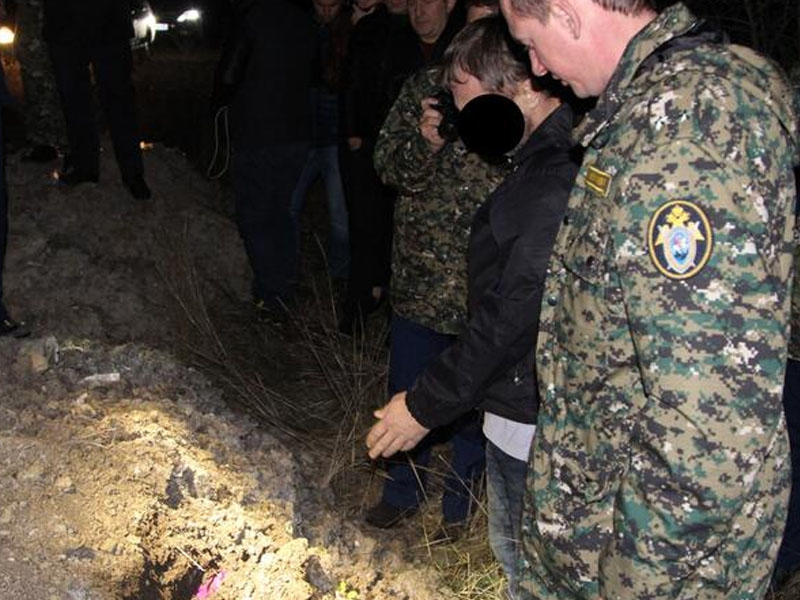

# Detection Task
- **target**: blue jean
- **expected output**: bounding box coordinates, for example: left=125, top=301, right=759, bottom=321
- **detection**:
left=382, top=314, right=486, bottom=524
left=486, top=440, right=527, bottom=599
left=232, top=142, right=308, bottom=301
left=290, top=144, right=350, bottom=279
left=776, top=358, right=800, bottom=575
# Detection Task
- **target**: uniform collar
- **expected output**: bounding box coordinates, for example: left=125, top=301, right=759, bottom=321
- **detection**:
left=576, top=2, right=698, bottom=148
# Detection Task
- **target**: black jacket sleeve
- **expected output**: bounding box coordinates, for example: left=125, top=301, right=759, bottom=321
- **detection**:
left=212, top=7, right=254, bottom=108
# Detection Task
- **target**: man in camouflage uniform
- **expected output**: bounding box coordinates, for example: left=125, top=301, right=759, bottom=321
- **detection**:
left=368, top=62, right=506, bottom=530
left=15, top=0, right=65, bottom=161
left=500, top=0, right=799, bottom=597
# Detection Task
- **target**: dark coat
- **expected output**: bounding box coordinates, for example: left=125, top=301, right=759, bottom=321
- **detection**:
left=405, top=103, right=579, bottom=427
left=43, top=0, right=133, bottom=45
left=342, top=7, right=461, bottom=143
left=216, top=0, right=316, bottom=148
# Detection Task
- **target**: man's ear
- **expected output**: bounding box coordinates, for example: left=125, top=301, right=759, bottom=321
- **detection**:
left=551, top=0, right=580, bottom=39
left=445, top=0, right=457, bottom=14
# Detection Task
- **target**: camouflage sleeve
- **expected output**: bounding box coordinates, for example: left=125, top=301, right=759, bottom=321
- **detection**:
left=373, top=72, right=438, bottom=193
left=605, top=133, right=793, bottom=594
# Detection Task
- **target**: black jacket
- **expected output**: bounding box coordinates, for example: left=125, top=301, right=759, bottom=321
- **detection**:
left=43, top=0, right=133, bottom=45
left=215, top=0, right=316, bottom=148
left=342, top=7, right=462, bottom=142
left=406, top=103, right=579, bottom=428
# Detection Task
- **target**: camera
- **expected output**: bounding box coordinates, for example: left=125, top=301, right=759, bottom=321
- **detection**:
left=431, top=88, right=459, bottom=143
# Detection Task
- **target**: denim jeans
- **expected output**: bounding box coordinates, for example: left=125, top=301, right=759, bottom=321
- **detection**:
left=232, top=142, right=308, bottom=301
left=486, top=440, right=527, bottom=599
left=381, top=313, right=486, bottom=524
left=290, top=144, right=350, bottom=279
left=776, top=358, right=800, bottom=576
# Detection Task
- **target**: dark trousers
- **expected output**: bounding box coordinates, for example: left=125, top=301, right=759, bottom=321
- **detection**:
left=339, top=143, right=393, bottom=307
left=232, top=142, right=309, bottom=302
left=48, top=40, right=143, bottom=180
left=0, top=107, right=6, bottom=319
left=382, top=313, right=486, bottom=524
left=777, top=358, right=800, bottom=575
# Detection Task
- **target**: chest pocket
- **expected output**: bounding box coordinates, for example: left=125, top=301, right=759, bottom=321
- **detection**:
left=553, top=191, right=613, bottom=370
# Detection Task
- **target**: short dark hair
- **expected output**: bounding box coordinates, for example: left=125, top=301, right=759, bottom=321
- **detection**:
left=508, top=0, right=655, bottom=21
left=441, top=15, right=531, bottom=93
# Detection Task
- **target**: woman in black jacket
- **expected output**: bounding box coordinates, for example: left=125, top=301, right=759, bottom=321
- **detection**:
left=366, top=17, right=579, bottom=597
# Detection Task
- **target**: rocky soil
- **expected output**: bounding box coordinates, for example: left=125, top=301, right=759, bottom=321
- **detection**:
left=0, top=141, right=469, bottom=600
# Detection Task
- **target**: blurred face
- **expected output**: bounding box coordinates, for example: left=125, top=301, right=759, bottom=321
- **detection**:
left=449, top=68, right=492, bottom=110
left=409, top=0, right=451, bottom=43
left=500, top=0, right=601, bottom=97
left=355, top=0, right=381, bottom=12
left=313, top=0, right=343, bottom=23
left=386, top=0, right=408, bottom=14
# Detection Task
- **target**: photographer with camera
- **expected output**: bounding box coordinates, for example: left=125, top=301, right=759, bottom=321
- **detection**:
left=365, top=1, right=505, bottom=536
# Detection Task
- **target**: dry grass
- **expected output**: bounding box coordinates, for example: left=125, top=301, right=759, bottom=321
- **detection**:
left=152, top=225, right=507, bottom=597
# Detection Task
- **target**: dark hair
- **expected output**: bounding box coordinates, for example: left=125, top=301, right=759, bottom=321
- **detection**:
left=508, top=0, right=655, bottom=21
left=441, top=15, right=530, bottom=92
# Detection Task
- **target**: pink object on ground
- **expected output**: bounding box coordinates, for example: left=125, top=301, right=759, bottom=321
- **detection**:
left=194, top=571, right=227, bottom=599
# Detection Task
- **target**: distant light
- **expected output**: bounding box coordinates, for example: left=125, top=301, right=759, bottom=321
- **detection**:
left=177, top=9, right=201, bottom=22
left=140, top=141, right=154, bottom=150
left=0, top=26, right=15, bottom=46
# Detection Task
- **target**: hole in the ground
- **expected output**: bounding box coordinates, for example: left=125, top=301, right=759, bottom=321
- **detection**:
left=123, top=556, right=205, bottom=600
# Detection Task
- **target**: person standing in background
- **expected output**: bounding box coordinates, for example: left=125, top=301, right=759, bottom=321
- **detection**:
left=16, top=0, right=65, bottom=163
left=290, top=0, right=353, bottom=282
left=43, top=0, right=151, bottom=200
left=216, top=0, right=315, bottom=314
left=0, top=55, right=29, bottom=337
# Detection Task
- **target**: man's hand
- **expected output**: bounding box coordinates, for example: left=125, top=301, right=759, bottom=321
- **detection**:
left=419, top=98, right=446, bottom=154
left=366, top=391, right=430, bottom=459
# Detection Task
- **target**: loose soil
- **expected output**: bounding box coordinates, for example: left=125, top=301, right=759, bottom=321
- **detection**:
left=0, top=126, right=484, bottom=599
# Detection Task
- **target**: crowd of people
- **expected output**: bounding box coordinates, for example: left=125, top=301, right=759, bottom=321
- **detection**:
left=0, top=0, right=797, bottom=598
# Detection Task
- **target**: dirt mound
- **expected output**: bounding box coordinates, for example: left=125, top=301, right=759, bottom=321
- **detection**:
left=0, top=143, right=449, bottom=599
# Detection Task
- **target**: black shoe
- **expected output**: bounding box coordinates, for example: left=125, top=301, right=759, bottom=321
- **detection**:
left=337, top=291, right=386, bottom=336
left=124, top=175, right=152, bottom=200
left=0, top=316, right=30, bottom=338
left=364, top=501, right=417, bottom=529
left=21, top=144, right=59, bottom=163
left=57, top=167, right=99, bottom=186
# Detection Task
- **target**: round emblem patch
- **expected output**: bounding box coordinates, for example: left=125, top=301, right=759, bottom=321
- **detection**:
left=647, top=200, right=713, bottom=280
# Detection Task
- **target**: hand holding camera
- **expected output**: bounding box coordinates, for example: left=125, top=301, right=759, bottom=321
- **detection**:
left=419, top=88, right=458, bottom=154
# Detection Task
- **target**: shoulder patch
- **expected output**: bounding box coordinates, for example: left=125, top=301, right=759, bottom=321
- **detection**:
left=647, top=200, right=713, bottom=280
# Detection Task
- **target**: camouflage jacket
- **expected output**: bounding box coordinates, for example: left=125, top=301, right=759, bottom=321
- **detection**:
left=374, top=68, right=505, bottom=334
left=520, top=4, right=799, bottom=599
